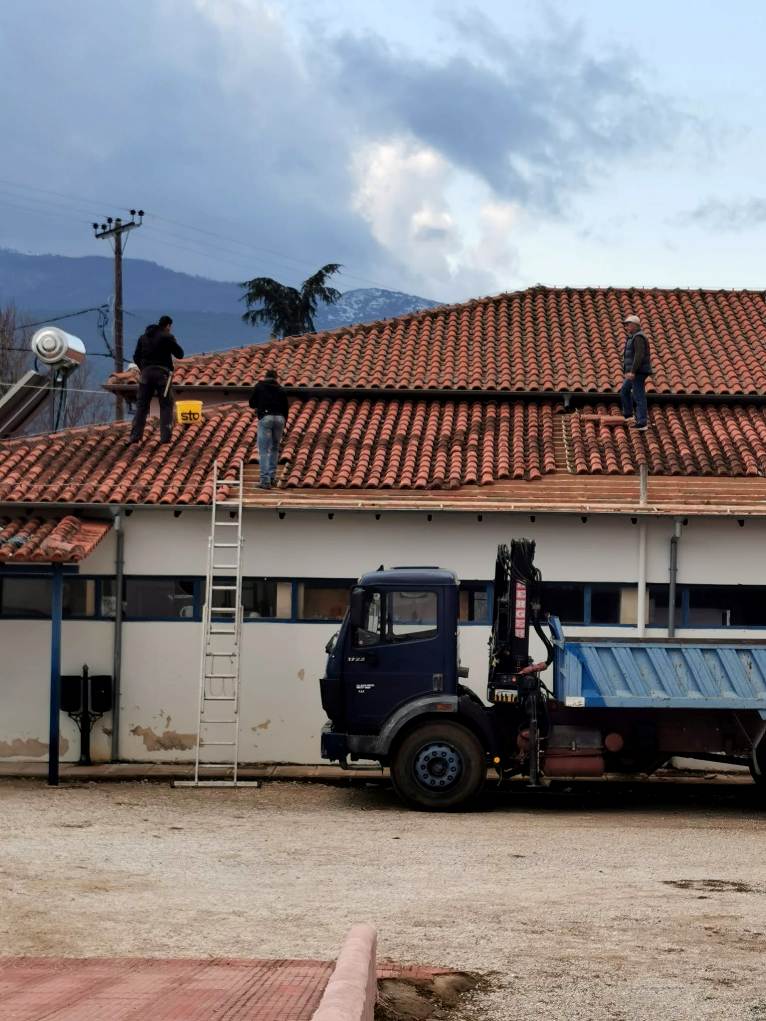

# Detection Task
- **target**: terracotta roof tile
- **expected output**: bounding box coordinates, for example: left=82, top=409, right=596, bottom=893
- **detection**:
left=106, top=287, right=766, bottom=397
left=2, top=400, right=766, bottom=509
left=0, top=514, right=111, bottom=563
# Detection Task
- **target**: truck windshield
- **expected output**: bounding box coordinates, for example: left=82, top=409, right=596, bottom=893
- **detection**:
left=354, top=590, right=438, bottom=646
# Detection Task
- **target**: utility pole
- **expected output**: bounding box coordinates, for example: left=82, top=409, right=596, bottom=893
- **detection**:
left=93, top=210, right=143, bottom=420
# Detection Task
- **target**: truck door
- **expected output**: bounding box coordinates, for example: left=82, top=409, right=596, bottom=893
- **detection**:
left=345, top=587, right=444, bottom=732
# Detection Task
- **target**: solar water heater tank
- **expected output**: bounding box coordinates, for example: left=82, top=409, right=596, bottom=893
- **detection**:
left=31, top=326, right=86, bottom=368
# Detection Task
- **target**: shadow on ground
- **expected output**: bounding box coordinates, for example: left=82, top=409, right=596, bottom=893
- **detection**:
left=329, top=774, right=765, bottom=818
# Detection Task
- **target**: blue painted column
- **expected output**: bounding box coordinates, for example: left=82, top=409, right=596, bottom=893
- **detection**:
left=48, top=563, right=63, bottom=786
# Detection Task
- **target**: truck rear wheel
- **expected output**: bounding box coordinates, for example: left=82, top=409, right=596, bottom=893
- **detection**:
left=390, top=721, right=486, bottom=811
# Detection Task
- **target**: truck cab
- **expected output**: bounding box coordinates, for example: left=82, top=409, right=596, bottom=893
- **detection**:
left=320, top=565, right=500, bottom=809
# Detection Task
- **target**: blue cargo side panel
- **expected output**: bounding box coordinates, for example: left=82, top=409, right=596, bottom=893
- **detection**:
left=554, top=641, right=766, bottom=710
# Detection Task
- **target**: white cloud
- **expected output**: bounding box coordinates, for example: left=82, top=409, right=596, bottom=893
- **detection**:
left=351, top=138, right=520, bottom=297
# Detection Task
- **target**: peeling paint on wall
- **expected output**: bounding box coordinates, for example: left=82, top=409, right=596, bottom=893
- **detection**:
left=297, top=669, right=305, bottom=681
left=252, top=720, right=271, bottom=732
left=130, top=726, right=196, bottom=752
left=0, top=736, right=69, bottom=758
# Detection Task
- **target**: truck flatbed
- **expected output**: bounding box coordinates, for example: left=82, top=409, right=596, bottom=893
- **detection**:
left=553, top=618, right=766, bottom=711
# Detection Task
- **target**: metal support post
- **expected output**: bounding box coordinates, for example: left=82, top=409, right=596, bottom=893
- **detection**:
left=668, top=519, right=681, bottom=639
left=48, top=564, right=63, bottom=786
left=111, top=513, right=124, bottom=761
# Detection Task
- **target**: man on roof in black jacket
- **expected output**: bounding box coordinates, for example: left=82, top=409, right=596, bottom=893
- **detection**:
left=129, top=315, right=184, bottom=444
left=619, top=313, right=652, bottom=431
left=249, top=368, right=288, bottom=489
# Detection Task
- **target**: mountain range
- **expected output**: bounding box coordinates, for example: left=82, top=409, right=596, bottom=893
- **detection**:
left=0, top=249, right=439, bottom=368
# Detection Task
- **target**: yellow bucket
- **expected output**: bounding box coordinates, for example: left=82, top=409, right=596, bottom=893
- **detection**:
left=175, top=399, right=204, bottom=425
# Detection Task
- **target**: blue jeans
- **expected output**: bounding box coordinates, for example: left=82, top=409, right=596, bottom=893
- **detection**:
left=257, top=415, right=285, bottom=484
left=620, top=375, right=648, bottom=427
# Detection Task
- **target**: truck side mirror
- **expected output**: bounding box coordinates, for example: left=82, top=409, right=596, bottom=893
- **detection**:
left=349, top=587, right=365, bottom=630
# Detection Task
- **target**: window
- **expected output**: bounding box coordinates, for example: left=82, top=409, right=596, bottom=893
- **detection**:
left=687, top=585, right=766, bottom=627
left=354, top=589, right=438, bottom=645
left=648, top=584, right=681, bottom=627
left=209, top=578, right=292, bottom=619
left=0, top=576, right=107, bottom=619
left=356, top=590, right=383, bottom=646
left=590, top=585, right=640, bottom=625
left=459, top=582, right=489, bottom=623
left=101, top=578, right=197, bottom=620
left=297, top=581, right=354, bottom=621
left=63, top=578, right=96, bottom=618
left=390, top=590, right=438, bottom=638
left=0, top=576, right=51, bottom=617
left=541, top=583, right=585, bottom=625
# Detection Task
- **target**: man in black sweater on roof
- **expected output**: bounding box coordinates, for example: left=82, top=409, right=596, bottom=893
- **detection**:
left=129, top=315, right=184, bottom=444
left=249, top=368, right=288, bottom=488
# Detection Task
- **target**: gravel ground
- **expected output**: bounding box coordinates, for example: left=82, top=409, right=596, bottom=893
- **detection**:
left=1, top=778, right=765, bottom=1020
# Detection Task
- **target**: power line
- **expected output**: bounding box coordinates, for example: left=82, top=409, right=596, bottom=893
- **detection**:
left=0, top=174, right=441, bottom=300
left=2, top=345, right=114, bottom=358
left=0, top=378, right=121, bottom=396
left=11, top=306, right=110, bottom=333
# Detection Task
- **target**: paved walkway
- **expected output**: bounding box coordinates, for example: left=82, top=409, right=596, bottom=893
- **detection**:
left=0, top=762, right=387, bottom=783
left=0, top=761, right=747, bottom=785
left=0, top=957, right=335, bottom=1021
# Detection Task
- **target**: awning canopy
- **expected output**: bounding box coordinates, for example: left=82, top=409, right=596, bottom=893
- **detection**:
left=0, top=514, right=111, bottom=564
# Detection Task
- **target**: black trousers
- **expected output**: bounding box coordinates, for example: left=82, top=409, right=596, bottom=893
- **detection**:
left=130, top=365, right=174, bottom=442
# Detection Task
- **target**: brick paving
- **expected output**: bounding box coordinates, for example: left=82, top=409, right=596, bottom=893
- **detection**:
left=0, top=957, right=334, bottom=1021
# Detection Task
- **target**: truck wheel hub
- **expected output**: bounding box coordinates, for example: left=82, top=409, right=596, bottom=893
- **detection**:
left=414, top=742, right=461, bottom=789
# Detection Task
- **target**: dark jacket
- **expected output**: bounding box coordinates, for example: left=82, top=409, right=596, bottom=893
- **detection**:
left=133, top=326, right=184, bottom=372
left=249, top=379, right=288, bottom=419
left=623, top=330, right=652, bottom=375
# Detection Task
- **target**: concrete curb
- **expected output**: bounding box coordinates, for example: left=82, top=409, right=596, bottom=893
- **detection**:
left=311, top=925, right=377, bottom=1021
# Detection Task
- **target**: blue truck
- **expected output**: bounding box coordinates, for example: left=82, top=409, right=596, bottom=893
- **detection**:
left=319, top=540, right=766, bottom=809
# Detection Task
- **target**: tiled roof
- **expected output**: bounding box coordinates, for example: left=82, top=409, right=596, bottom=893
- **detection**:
left=0, top=514, right=111, bottom=563
left=1, top=400, right=766, bottom=510
left=107, top=287, right=766, bottom=396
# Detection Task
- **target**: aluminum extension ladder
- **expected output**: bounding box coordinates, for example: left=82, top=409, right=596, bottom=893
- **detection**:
left=176, top=460, right=258, bottom=788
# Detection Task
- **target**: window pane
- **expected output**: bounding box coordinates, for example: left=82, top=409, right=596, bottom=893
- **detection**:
left=1, top=577, right=50, bottom=617
left=459, top=583, right=489, bottom=623
left=100, top=579, right=117, bottom=619
left=124, top=578, right=196, bottom=619
left=355, top=590, right=382, bottom=646
left=541, top=583, right=584, bottom=624
left=390, top=591, right=438, bottom=640
left=648, top=584, right=681, bottom=627
left=63, top=578, right=95, bottom=618
left=687, top=585, right=766, bottom=627
left=298, top=583, right=353, bottom=621
left=590, top=585, right=631, bottom=625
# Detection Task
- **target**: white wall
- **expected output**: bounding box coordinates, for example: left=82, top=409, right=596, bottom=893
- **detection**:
left=2, top=508, right=766, bottom=764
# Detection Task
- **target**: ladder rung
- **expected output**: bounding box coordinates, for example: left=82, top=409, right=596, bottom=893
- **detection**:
left=205, top=673, right=238, bottom=679
left=210, top=607, right=238, bottom=613
left=209, top=628, right=237, bottom=635
left=211, top=585, right=237, bottom=591
left=197, top=763, right=237, bottom=768
left=200, top=741, right=237, bottom=747
left=216, top=501, right=241, bottom=506
left=213, top=544, right=239, bottom=550
left=212, top=564, right=239, bottom=570
left=214, top=521, right=239, bottom=526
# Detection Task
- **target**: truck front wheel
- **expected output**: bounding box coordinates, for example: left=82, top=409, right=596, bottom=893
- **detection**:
left=390, top=721, right=486, bottom=811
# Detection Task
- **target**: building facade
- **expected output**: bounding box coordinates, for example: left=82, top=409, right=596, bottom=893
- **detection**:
left=2, top=286, right=766, bottom=763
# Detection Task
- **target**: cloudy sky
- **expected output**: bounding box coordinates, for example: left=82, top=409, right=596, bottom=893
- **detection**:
left=2, top=0, right=766, bottom=301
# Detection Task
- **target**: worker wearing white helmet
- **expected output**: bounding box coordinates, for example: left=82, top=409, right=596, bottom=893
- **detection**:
left=620, top=314, right=652, bottom=431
